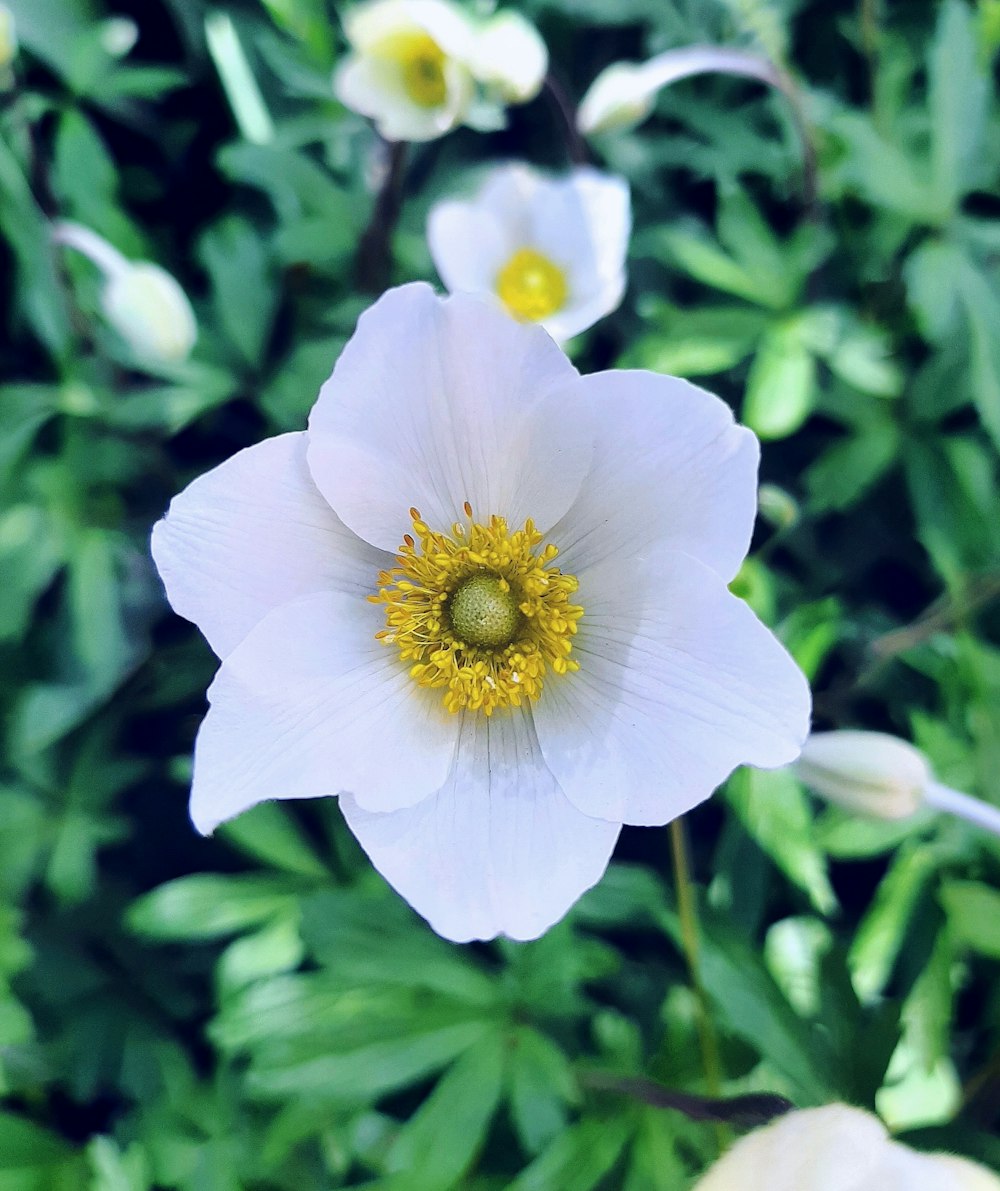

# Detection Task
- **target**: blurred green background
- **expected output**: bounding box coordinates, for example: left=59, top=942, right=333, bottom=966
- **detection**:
left=2, top=0, right=1000, bottom=1186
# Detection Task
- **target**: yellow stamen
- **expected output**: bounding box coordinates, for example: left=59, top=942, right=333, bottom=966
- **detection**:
left=370, top=507, right=584, bottom=715
left=495, top=247, right=569, bottom=323
left=378, top=30, right=448, bottom=108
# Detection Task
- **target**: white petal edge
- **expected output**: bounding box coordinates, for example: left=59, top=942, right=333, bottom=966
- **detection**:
left=307, top=283, right=590, bottom=551
left=340, top=705, right=621, bottom=942
left=334, top=55, right=469, bottom=142
left=151, top=432, right=391, bottom=659
left=549, top=369, right=759, bottom=584
left=534, top=552, right=811, bottom=826
left=189, top=591, right=459, bottom=833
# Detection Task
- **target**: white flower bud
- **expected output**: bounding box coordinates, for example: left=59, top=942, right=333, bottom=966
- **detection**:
left=52, top=221, right=197, bottom=365
left=101, top=263, right=197, bottom=364
left=796, top=730, right=931, bottom=820
left=100, top=17, right=139, bottom=59
left=577, top=46, right=785, bottom=137
left=692, top=1104, right=1000, bottom=1191
left=0, top=4, right=18, bottom=74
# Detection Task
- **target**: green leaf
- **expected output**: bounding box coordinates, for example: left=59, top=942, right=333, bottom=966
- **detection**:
left=805, top=423, right=898, bottom=511
left=929, top=0, right=991, bottom=211
left=128, top=874, right=302, bottom=940
left=939, top=880, right=1000, bottom=958
left=505, top=1115, right=633, bottom=1191
left=742, top=320, right=817, bottom=439
left=849, top=844, right=943, bottom=1001
left=726, top=769, right=838, bottom=915
left=507, top=1028, right=578, bottom=1154
left=384, top=1031, right=506, bottom=1189
left=197, top=217, right=278, bottom=369
left=218, top=802, right=330, bottom=879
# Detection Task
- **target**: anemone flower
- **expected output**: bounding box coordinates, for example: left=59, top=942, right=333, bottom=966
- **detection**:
left=152, top=283, right=809, bottom=942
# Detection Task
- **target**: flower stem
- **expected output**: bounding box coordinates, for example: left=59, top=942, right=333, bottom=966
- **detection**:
left=543, top=73, right=589, bottom=165
left=355, top=139, right=408, bottom=295
left=668, top=818, right=724, bottom=1100
left=925, top=782, right=1000, bottom=839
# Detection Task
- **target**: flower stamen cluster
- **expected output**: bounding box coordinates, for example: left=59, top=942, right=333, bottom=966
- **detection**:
left=370, top=503, right=583, bottom=714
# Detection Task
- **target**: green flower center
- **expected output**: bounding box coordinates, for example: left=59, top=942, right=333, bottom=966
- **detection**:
left=448, top=573, right=522, bottom=649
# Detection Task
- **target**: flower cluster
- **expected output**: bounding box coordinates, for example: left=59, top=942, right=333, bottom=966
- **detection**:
left=152, top=283, right=810, bottom=942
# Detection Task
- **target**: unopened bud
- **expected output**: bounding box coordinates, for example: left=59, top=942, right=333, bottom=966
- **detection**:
left=796, top=730, right=930, bottom=820
left=101, top=264, right=197, bottom=364
left=53, top=221, right=197, bottom=365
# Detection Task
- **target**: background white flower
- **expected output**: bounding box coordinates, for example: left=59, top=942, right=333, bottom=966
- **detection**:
left=334, top=0, right=476, bottom=143
left=427, top=162, right=631, bottom=341
left=692, top=1103, right=1000, bottom=1190
left=152, top=283, right=809, bottom=943
left=334, top=0, right=547, bottom=142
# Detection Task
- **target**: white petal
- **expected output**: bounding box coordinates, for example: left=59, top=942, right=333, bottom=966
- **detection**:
left=426, top=200, right=511, bottom=294
left=638, top=46, right=783, bottom=97
left=534, top=553, right=810, bottom=826
left=476, top=162, right=541, bottom=236
left=549, top=370, right=758, bottom=583
left=341, top=706, right=620, bottom=941
left=345, top=0, right=473, bottom=58
left=468, top=12, right=547, bottom=102
left=151, top=432, right=391, bottom=659
left=189, top=592, right=459, bottom=833
left=307, top=283, right=589, bottom=551
left=529, top=167, right=631, bottom=286
left=544, top=271, right=626, bottom=342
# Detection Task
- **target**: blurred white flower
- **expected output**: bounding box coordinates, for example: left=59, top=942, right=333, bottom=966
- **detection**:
left=53, top=221, right=197, bottom=365
left=335, top=0, right=475, bottom=142
left=0, top=4, right=17, bottom=74
left=577, top=46, right=785, bottom=136
left=797, top=729, right=1000, bottom=837
left=427, top=163, right=631, bottom=341
left=692, top=1103, right=1000, bottom=1191
left=468, top=10, right=547, bottom=103
left=100, top=17, right=140, bottom=58
left=152, top=283, right=809, bottom=942
left=334, top=0, right=547, bottom=141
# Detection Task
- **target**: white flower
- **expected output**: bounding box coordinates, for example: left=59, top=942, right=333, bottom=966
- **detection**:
left=692, top=1104, right=1000, bottom=1191
left=151, top=283, right=809, bottom=943
left=52, top=221, right=197, bottom=365
left=577, top=46, right=784, bottom=136
left=335, top=0, right=476, bottom=142
left=467, top=11, right=547, bottom=104
left=427, top=163, right=631, bottom=341
left=0, top=4, right=17, bottom=73
left=797, top=729, right=1000, bottom=837
left=334, top=0, right=547, bottom=142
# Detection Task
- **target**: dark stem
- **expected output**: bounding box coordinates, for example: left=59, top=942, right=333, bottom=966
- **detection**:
left=354, top=138, right=409, bottom=295
left=582, top=1073, right=794, bottom=1130
left=543, top=73, right=589, bottom=166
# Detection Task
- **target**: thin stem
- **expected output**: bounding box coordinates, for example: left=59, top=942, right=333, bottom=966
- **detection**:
left=355, top=139, right=408, bottom=295
left=925, top=782, right=1000, bottom=839
left=543, top=73, right=589, bottom=165
left=51, top=220, right=130, bottom=279
left=668, top=819, right=724, bottom=1101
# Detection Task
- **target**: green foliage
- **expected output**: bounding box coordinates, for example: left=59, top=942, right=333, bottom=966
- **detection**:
left=1, top=0, right=999, bottom=1185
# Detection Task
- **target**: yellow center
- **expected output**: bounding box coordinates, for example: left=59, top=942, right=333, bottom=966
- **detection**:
left=495, top=248, right=569, bottom=323
left=370, top=503, right=584, bottom=715
left=380, top=31, right=448, bottom=108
